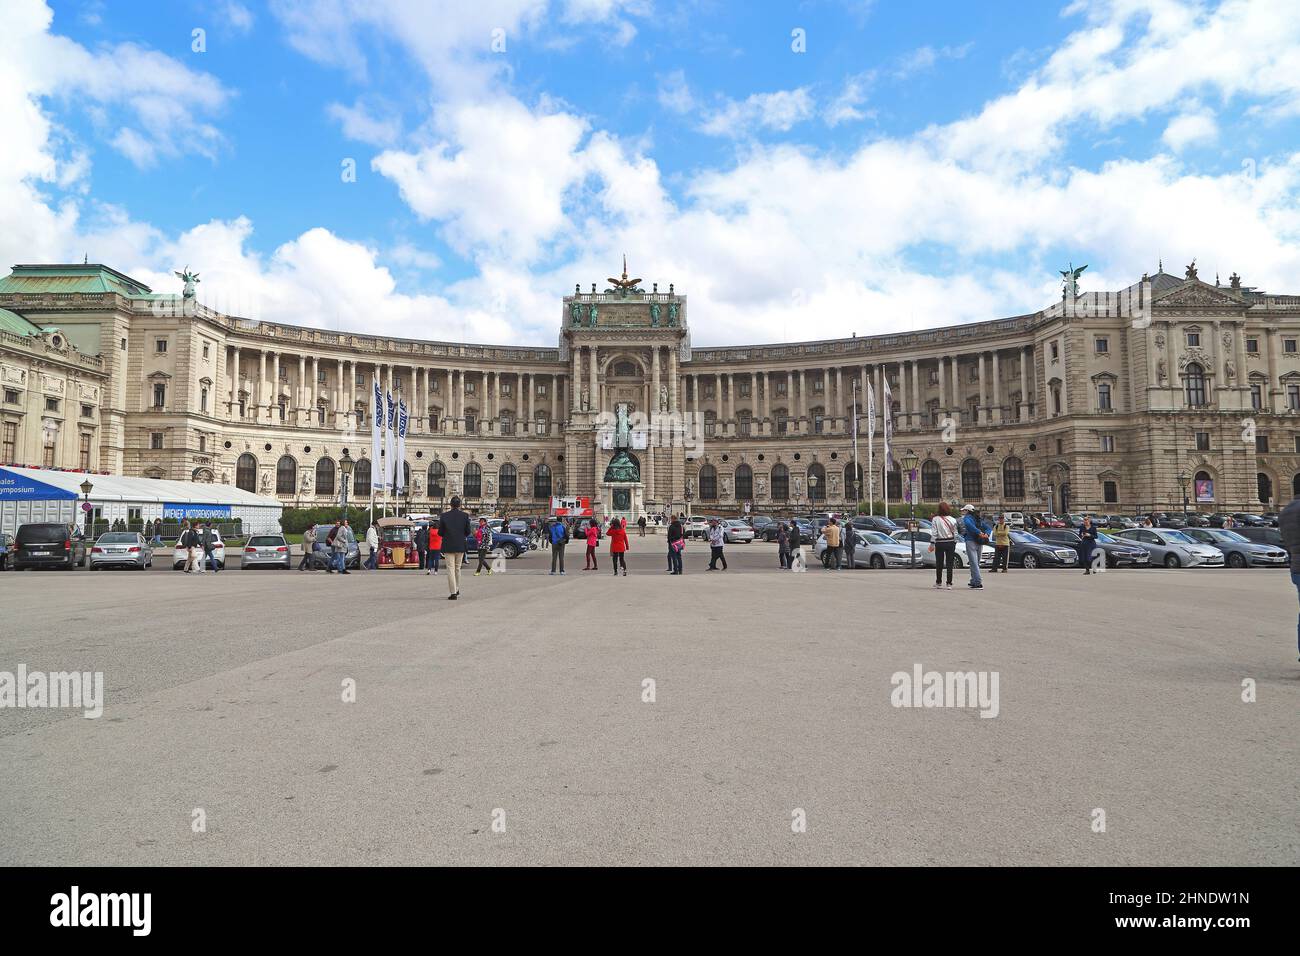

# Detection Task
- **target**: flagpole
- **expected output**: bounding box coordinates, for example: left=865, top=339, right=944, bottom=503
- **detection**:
left=867, top=385, right=875, bottom=518
left=851, top=380, right=859, bottom=514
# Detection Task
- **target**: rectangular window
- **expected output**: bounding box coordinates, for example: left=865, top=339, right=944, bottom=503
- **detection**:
left=703, top=383, right=715, bottom=399
left=431, top=378, right=440, bottom=393
left=501, top=382, right=513, bottom=397
left=928, top=369, right=938, bottom=385
left=4, top=389, right=19, bottom=404
left=394, top=376, right=402, bottom=390
left=1289, top=384, right=1300, bottom=410
left=1256, top=435, right=1270, bottom=453
left=1, top=422, right=15, bottom=462
left=1245, top=337, right=1259, bottom=354
left=45, top=397, right=59, bottom=413
left=1295, top=435, right=1300, bottom=454
left=355, top=372, right=365, bottom=386
left=738, top=381, right=751, bottom=398
left=1097, top=383, right=1112, bottom=410
left=1195, top=431, right=1210, bottom=451
left=466, top=381, right=476, bottom=395
left=150, top=432, right=163, bottom=450
left=1095, top=337, right=1109, bottom=354
left=1100, top=435, right=1115, bottom=452
left=42, top=443, right=55, bottom=468
left=776, top=381, right=787, bottom=396
left=1055, top=438, right=1064, bottom=454
left=318, top=369, right=327, bottom=384
left=202, top=343, right=210, bottom=360
left=155, top=339, right=167, bottom=353
left=152, top=384, right=166, bottom=408
left=1286, top=339, right=1299, bottom=353
left=80, top=404, right=94, bottom=419
left=537, top=382, right=548, bottom=397
left=813, top=376, right=824, bottom=393
left=1103, top=481, right=1118, bottom=504
left=199, top=435, right=206, bottom=453
left=120, top=338, right=127, bottom=350
left=1050, top=343, right=1060, bottom=361
left=79, top=433, right=91, bottom=470
left=1186, top=332, right=1200, bottom=347
left=1251, top=384, right=1262, bottom=409
left=278, top=402, right=286, bottom=422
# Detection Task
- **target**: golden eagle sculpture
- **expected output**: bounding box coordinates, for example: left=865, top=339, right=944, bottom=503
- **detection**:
left=605, top=255, right=643, bottom=294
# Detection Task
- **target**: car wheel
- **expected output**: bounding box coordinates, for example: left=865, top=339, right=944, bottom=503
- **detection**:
left=1163, top=553, right=1181, bottom=568
left=1022, top=553, right=1039, bottom=570
left=503, top=543, right=520, bottom=559
left=1227, top=552, right=1246, bottom=569
left=869, top=554, right=884, bottom=569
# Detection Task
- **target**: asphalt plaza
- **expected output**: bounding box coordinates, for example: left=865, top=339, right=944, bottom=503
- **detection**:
left=1, top=542, right=1296, bottom=866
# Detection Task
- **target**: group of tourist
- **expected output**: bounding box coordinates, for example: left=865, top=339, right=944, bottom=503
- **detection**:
left=175, top=520, right=222, bottom=573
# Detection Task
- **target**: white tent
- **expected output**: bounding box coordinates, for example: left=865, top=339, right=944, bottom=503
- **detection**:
left=0, top=467, right=283, bottom=535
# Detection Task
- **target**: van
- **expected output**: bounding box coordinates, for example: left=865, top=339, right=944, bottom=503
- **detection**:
left=13, top=523, right=86, bottom=571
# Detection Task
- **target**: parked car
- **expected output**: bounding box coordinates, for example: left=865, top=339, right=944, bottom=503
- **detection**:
left=1179, top=527, right=1288, bottom=568
left=241, top=533, right=292, bottom=570
left=12, top=523, right=87, bottom=570
left=889, top=529, right=994, bottom=568
left=851, top=514, right=901, bottom=534
left=310, top=524, right=361, bottom=570
left=1230, top=512, right=1271, bottom=527
left=506, top=518, right=531, bottom=535
left=748, top=515, right=778, bottom=536
left=89, top=531, right=153, bottom=570
left=0, top=532, right=10, bottom=570
left=684, top=516, right=709, bottom=539
left=816, top=528, right=916, bottom=568
left=1029, top=513, right=1066, bottom=529
left=488, top=529, right=532, bottom=559
left=721, top=519, right=754, bottom=544
left=1258, top=512, right=1281, bottom=527
left=1182, top=513, right=1210, bottom=527
left=1033, top=528, right=1150, bottom=568
left=1236, top=526, right=1284, bottom=547
left=1007, top=530, right=1079, bottom=569
left=1113, top=528, right=1224, bottom=567
left=1146, top=512, right=1187, bottom=529
left=1002, top=511, right=1026, bottom=529
left=1102, top=515, right=1138, bottom=530
left=172, top=528, right=226, bottom=570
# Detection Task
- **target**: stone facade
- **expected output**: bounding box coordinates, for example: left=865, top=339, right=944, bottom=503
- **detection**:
left=2, top=262, right=1299, bottom=516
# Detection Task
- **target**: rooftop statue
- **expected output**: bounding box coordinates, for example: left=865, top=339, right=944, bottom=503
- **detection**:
left=605, top=255, right=643, bottom=296
left=1060, top=262, right=1086, bottom=299
left=1185, top=259, right=1198, bottom=281
left=174, top=266, right=200, bottom=299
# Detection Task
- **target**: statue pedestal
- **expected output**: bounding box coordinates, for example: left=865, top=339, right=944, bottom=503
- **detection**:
left=601, top=482, right=644, bottom=525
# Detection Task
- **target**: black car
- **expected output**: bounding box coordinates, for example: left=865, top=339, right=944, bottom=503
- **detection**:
left=1236, top=526, right=1284, bottom=547
left=1230, top=512, right=1270, bottom=527
left=1008, top=530, right=1079, bottom=569
left=749, top=515, right=778, bottom=536
left=0, top=531, right=10, bottom=570
left=852, top=514, right=900, bottom=534
left=12, top=522, right=87, bottom=570
left=1034, top=528, right=1150, bottom=568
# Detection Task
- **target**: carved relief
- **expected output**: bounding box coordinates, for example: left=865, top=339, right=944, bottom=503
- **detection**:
left=1179, top=346, right=1211, bottom=370
left=40, top=373, right=65, bottom=394
left=0, top=365, right=26, bottom=385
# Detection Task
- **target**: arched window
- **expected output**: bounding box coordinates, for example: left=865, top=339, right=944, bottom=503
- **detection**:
left=235, top=453, right=258, bottom=492
left=277, top=455, right=298, bottom=494
left=808, top=462, right=826, bottom=500
left=887, top=466, right=902, bottom=499
left=533, top=464, right=552, bottom=500
left=1293, top=472, right=1300, bottom=497
left=463, top=462, right=482, bottom=498
left=428, top=461, right=446, bottom=497
left=735, top=464, right=753, bottom=501
left=499, top=464, right=517, bottom=499
left=961, top=458, right=982, bottom=501
left=1184, top=363, right=1207, bottom=407
left=1002, top=457, right=1024, bottom=500
left=699, top=464, right=718, bottom=500
left=353, top=460, right=371, bottom=497
left=315, top=457, right=336, bottom=497
left=921, top=460, right=941, bottom=500
left=771, top=464, right=789, bottom=501
left=844, top=462, right=863, bottom=499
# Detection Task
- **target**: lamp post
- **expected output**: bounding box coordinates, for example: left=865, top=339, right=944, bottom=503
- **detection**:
left=1177, top=469, right=1190, bottom=521
left=339, top=450, right=354, bottom=522
left=901, top=453, right=919, bottom=567
left=684, top=479, right=694, bottom=525
left=853, top=479, right=862, bottom=514
left=79, top=478, right=93, bottom=569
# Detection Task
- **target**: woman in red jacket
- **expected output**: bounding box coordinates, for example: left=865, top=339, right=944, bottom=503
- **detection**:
left=608, top=517, right=629, bottom=577
left=583, top=520, right=600, bottom=570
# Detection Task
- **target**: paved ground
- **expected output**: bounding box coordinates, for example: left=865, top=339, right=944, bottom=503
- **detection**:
left=1, top=542, right=1296, bottom=866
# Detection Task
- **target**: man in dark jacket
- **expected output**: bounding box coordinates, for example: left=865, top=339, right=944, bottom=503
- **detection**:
left=437, top=496, right=472, bottom=600
left=548, top=517, right=568, bottom=575
left=667, top=516, right=684, bottom=574
left=1279, top=497, right=1300, bottom=661
left=197, top=522, right=220, bottom=572
left=1079, top=516, right=1100, bottom=574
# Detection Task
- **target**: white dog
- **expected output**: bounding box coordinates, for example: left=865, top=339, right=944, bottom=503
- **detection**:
left=790, top=546, right=807, bottom=573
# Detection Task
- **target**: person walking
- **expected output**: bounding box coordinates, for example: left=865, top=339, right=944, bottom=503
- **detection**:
left=364, top=522, right=379, bottom=570
left=991, top=514, right=1011, bottom=573
left=179, top=521, right=197, bottom=573
left=706, top=519, right=728, bottom=571
left=667, top=515, right=684, bottom=574
left=334, top=519, right=354, bottom=574
left=474, top=517, right=494, bottom=576
left=299, top=524, right=317, bottom=570
left=583, top=520, right=599, bottom=571
left=609, top=517, right=629, bottom=576
left=824, top=517, right=842, bottom=570
left=960, top=504, right=990, bottom=590
left=437, top=496, right=472, bottom=600
left=548, top=516, right=568, bottom=574
left=777, top=522, right=790, bottom=569
left=426, top=522, right=441, bottom=575
left=931, top=501, right=958, bottom=590
left=199, top=521, right=220, bottom=573
left=788, top=518, right=804, bottom=570
left=415, top=523, right=428, bottom=572
left=637, top=514, right=647, bottom=538
left=1079, top=515, right=1100, bottom=574
left=1279, top=496, right=1300, bottom=663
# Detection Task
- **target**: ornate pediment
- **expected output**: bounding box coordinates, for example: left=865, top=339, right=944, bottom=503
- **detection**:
left=1152, top=280, right=1246, bottom=311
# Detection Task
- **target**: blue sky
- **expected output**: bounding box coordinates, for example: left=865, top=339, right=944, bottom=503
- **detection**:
left=5, top=0, right=1300, bottom=345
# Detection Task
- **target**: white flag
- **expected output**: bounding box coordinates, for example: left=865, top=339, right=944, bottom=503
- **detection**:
left=882, top=377, right=893, bottom=470
left=370, top=379, right=383, bottom=494
left=866, top=382, right=876, bottom=441
left=384, top=391, right=396, bottom=491
left=396, top=399, right=408, bottom=493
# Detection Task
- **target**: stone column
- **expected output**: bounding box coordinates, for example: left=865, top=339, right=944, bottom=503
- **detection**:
left=1019, top=349, right=1028, bottom=422
left=310, top=356, right=319, bottom=424
left=230, top=346, right=241, bottom=418
left=1266, top=328, right=1281, bottom=408
left=650, top=347, right=661, bottom=418
left=977, top=353, right=987, bottom=424
left=571, top=347, right=581, bottom=410
left=528, top=372, right=536, bottom=432
left=950, top=356, right=961, bottom=425
left=692, top=374, right=700, bottom=421
left=895, top=362, right=906, bottom=431
left=991, top=350, right=1002, bottom=424
left=797, top=369, right=806, bottom=432
left=910, top=359, right=921, bottom=429
left=589, top=346, right=599, bottom=414
left=550, top=374, right=559, bottom=434
left=271, top=352, right=282, bottom=420
left=937, top=356, right=947, bottom=413
left=1233, top=322, right=1248, bottom=409
left=297, top=354, right=306, bottom=423
left=835, top=367, right=843, bottom=432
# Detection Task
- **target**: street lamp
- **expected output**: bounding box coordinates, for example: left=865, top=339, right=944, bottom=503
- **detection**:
left=339, top=450, right=354, bottom=522
left=1176, top=469, right=1190, bottom=521
left=901, top=453, right=919, bottom=567
left=79, top=478, right=93, bottom=568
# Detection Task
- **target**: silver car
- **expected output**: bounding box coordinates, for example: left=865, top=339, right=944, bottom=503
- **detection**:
left=722, top=519, right=754, bottom=544
left=816, top=529, right=917, bottom=568
left=1114, top=528, right=1224, bottom=568
left=242, top=533, right=292, bottom=570
left=1179, top=527, right=1288, bottom=569
left=90, top=531, right=153, bottom=570
left=890, top=529, right=994, bottom=568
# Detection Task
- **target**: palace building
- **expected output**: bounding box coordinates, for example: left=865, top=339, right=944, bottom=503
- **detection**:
left=1, top=259, right=1298, bottom=518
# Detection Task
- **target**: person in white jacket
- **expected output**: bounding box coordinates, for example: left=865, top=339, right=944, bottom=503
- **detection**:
left=365, top=523, right=379, bottom=570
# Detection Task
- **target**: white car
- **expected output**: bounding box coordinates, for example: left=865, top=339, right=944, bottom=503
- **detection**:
left=171, top=529, right=225, bottom=570
left=686, top=516, right=710, bottom=539
left=1002, top=512, right=1026, bottom=530
left=721, top=519, right=754, bottom=543
left=890, top=529, right=994, bottom=568
left=816, top=529, right=917, bottom=568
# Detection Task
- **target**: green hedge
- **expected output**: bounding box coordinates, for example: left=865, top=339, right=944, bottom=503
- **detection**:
left=279, top=505, right=375, bottom=535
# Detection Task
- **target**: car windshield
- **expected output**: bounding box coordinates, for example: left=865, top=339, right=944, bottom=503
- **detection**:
left=1211, top=530, right=1250, bottom=543
left=249, top=536, right=283, bottom=546
left=862, top=531, right=893, bottom=544
left=97, top=533, right=136, bottom=543
left=383, top=527, right=413, bottom=542
left=1011, top=532, right=1043, bottom=544
left=1096, top=533, right=1121, bottom=544
left=1161, top=531, right=1194, bottom=543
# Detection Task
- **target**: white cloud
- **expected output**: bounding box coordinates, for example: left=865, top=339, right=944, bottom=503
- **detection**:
left=221, top=2, right=255, bottom=33
left=1162, top=111, right=1218, bottom=151
left=327, top=98, right=402, bottom=145
left=699, top=88, right=816, bottom=138
left=656, top=70, right=695, bottom=114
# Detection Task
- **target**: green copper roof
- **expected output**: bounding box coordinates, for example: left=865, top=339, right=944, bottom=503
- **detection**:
left=0, top=307, right=43, bottom=336
left=0, top=263, right=152, bottom=296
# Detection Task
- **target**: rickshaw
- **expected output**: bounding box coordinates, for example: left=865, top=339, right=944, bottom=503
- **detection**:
left=376, top=516, right=419, bottom=569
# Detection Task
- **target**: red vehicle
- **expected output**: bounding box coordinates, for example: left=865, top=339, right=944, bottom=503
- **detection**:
left=1030, top=512, right=1067, bottom=528
left=376, top=517, right=419, bottom=569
